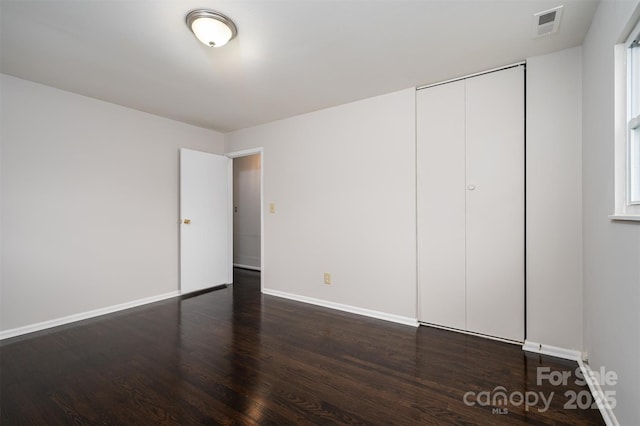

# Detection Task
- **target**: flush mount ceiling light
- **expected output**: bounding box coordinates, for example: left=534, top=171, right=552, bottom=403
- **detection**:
left=186, top=9, right=237, bottom=47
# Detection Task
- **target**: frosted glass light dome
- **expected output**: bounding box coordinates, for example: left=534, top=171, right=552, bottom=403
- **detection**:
left=186, top=10, right=237, bottom=48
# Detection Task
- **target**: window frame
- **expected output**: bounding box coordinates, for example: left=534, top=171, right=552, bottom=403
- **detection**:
left=627, top=30, right=640, bottom=205
left=611, top=17, right=640, bottom=221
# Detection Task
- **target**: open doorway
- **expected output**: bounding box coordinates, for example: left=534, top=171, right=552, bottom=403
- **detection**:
left=231, top=152, right=262, bottom=273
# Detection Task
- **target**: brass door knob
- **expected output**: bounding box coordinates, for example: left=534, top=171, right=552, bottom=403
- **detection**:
left=183, top=219, right=191, bottom=224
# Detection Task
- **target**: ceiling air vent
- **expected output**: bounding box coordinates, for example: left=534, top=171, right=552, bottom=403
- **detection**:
left=533, top=5, right=563, bottom=38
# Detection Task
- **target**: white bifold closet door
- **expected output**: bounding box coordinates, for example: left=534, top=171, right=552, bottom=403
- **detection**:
left=417, top=66, right=524, bottom=342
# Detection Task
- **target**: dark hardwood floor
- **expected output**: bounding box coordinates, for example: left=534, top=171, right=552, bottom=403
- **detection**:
left=1, top=268, right=604, bottom=425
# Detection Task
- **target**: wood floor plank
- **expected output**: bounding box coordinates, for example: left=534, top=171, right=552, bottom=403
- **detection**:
left=1, top=269, right=604, bottom=425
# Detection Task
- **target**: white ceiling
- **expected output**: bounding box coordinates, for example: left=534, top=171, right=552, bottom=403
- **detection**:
left=1, top=0, right=598, bottom=132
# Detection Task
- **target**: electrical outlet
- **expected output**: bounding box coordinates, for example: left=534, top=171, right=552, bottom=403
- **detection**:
left=324, top=272, right=332, bottom=285
left=269, top=203, right=276, bottom=214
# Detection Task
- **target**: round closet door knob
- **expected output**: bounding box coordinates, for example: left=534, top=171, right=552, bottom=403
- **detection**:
left=467, top=184, right=476, bottom=191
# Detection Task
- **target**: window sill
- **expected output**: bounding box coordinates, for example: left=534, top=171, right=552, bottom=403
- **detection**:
left=608, top=214, right=640, bottom=222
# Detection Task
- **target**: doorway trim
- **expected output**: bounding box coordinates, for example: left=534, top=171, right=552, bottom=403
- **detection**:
left=226, top=148, right=264, bottom=292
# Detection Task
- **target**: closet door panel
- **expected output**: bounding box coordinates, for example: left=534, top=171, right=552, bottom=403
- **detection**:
left=465, top=67, right=524, bottom=341
left=417, top=81, right=466, bottom=330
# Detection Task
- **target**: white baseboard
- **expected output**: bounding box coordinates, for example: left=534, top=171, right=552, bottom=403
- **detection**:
left=522, top=341, right=618, bottom=425
left=233, top=263, right=261, bottom=271
left=522, top=340, right=584, bottom=361
left=0, top=291, right=180, bottom=340
left=577, top=359, right=620, bottom=426
left=262, top=288, right=419, bottom=327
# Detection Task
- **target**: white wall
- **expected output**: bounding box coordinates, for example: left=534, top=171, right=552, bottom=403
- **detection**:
left=0, top=74, right=225, bottom=332
left=225, top=62, right=591, bottom=338
left=233, top=154, right=261, bottom=269
left=225, top=89, right=417, bottom=321
left=582, top=1, right=640, bottom=424
left=526, top=47, right=584, bottom=351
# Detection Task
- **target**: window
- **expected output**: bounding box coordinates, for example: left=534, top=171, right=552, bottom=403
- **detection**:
left=612, top=18, right=640, bottom=220
left=628, top=32, right=640, bottom=204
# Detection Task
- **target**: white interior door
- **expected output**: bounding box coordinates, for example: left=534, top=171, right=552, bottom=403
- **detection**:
left=465, top=67, right=524, bottom=341
left=180, top=148, right=232, bottom=294
left=417, top=66, right=524, bottom=342
left=417, top=80, right=467, bottom=330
